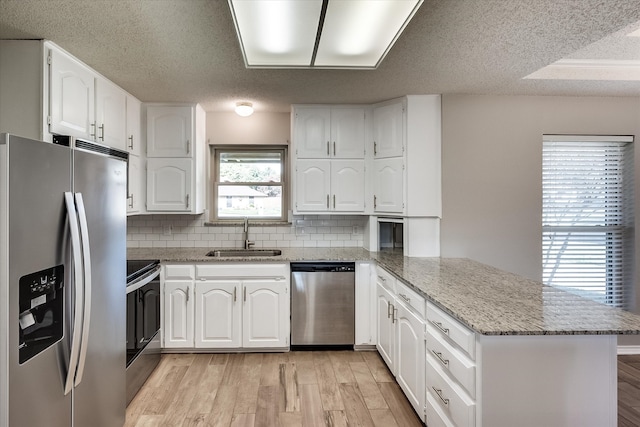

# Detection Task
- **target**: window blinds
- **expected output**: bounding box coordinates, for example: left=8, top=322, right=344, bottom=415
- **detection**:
left=542, top=135, right=634, bottom=308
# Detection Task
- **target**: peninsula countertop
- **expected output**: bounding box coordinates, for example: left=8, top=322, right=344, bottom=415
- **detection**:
left=127, top=247, right=640, bottom=336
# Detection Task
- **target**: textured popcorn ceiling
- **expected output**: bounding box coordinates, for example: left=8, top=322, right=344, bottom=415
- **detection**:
left=1, top=0, right=640, bottom=112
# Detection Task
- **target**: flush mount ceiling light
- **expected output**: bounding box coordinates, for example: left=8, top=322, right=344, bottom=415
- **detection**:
left=228, top=0, right=423, bottom=69
left=235, top=101, right=254, bottom=116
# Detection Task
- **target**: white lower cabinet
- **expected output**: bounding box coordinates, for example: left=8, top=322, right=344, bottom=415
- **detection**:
left=395, top=301, right=426, bottom=416
left=242, top=280, right=289, bottom=348
left=375, top=266, right=426, bottom=421
left=163, top=263, right=289, bottom=350
left=163, top=280, right=194, bottom=348
left=194, top=280, right=241, bottom=348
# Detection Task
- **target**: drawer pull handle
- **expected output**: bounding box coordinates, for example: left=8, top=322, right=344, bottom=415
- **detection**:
left=431, top=350, right=449, bottom=367
left=399, top=293, right=410, bottom=303
left=431, top=320, right=450, bottom=336
left=378, top=275, right=386, bottom=282
left=432, top=387, right=449, bottom=407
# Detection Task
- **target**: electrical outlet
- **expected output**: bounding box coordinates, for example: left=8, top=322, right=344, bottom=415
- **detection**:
left=163, top=225, right=172, bottom=235
left=352, top=226, right=360, bottom=235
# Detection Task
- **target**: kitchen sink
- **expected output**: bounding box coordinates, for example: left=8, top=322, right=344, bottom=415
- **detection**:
left=205, top=249, right=282, bottom=257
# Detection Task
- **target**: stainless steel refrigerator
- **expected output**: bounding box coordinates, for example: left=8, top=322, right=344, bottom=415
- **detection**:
left=0, top=133, right=128, bottom=427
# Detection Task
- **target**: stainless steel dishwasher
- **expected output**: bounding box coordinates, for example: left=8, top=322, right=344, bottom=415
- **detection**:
left=290, top=262, right=355, bottom=347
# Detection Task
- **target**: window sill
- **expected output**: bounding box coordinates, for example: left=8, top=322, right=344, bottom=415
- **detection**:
left=205, top=220, right=292, bottom=227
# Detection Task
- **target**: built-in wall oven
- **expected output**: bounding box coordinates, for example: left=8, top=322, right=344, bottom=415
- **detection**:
left=126, top=260, right=161, bottom=405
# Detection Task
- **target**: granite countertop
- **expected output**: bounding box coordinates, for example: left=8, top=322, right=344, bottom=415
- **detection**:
left=127, top=247, right=640, bottom=336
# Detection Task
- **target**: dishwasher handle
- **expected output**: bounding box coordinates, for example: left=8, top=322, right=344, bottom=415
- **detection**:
left=290, top=262, right=355, bottom=273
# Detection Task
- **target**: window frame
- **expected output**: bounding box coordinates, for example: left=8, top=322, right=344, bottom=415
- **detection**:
left=210, top=145, right=289, bottom=222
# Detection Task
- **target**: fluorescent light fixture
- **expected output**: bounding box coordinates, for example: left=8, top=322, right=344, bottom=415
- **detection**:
left=228, top=0, right=423, bottom=69
left=524, top=59, right=640, bottom=81
left=235, top=102, right=254, bottom=117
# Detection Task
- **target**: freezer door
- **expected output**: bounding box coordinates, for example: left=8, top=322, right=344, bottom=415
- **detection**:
left=72, top=148, right=127, bottom=427
left=6, top=136, right=72, bottom=427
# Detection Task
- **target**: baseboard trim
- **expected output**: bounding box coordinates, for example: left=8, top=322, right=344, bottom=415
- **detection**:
left=617, top=345, right=640, bottom=355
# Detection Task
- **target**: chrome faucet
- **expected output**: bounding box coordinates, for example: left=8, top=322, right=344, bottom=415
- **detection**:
left=243, top=217, right=255, bottom=250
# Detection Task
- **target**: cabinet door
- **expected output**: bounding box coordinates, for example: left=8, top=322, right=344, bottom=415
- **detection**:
left=355, top=262, right=374, bottom=345
left=294, top=107, right=331, bottom=158
left=147, top=105, right=192, bottom=157
left=127, top=154, right=142, bottom=214
left=95, top=77, right=127, bottom=150
left=331, top=107, right=365, bottom=158
left=373, top=102, right=404, bottom=158
left=126, top=95, right=142, bottom=156
left=146, top=158, right=193, bottom=211
left=49, top=47, right=95, bottom=140
left=195, top=281, right=242, bottom=348
left=163, top=281, right=194, bottom=348
left=243, top=280, right=288, bottom=348
left=374, top=157, right=404, bottom=214
left=395, top=301, right=426, bottom=420
left=332, top=160, right=365, bottom=212
left=295, top=159, right=331, bottom=212
left=376, top=282, right=396, bottom=373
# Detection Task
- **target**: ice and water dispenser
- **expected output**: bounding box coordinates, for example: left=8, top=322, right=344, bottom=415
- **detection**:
left=18, top=265, right=64, bottom=364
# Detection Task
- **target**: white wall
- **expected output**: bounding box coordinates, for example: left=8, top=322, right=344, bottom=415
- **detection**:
left=440, top=95, right=640, bottom=318
left=205, top=111, right=290, bottom=146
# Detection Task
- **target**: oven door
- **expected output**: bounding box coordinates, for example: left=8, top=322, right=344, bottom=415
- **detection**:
left=136, top=280, right=160, bottom=350
left=126, top=265, right=160, bottom=367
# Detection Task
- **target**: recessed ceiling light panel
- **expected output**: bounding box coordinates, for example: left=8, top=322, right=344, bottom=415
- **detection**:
left=229, top=0, right=323, bottom=67
left=314, top=0, right=422, bottom=68
left=228, top=0, right=423, bottom=69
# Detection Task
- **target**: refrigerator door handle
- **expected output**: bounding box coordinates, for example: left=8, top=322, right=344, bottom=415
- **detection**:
left=63, top=192, right=84, bottom=395
left=73, top=193, right=92, bottom=387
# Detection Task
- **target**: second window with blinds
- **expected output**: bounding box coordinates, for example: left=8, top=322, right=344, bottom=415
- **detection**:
left=542, top=135, right=634, bottom=308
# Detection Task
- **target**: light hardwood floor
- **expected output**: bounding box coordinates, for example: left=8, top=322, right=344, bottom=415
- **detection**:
left=129, top=352, right=640, bottom=426
left=619, top=355, right=640, bottom=426
left=125, top=351, right=423, bottom=427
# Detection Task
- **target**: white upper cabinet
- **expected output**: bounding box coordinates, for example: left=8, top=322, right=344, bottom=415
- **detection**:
left=373, top=101, right=403, bottom=158
left=373, top=157, right=404, bottom=214
left=95, top=76, right=127, bottom=150
left=331, top=107, right=366, bottom=158
left=49, top=47, right=96, bottom=140
left=147, top=105, right=194, bottom=157
left=332, top=160, right=365, bottom=211
left=295, top=160, right=331, bottom=212
left=295, top=159, right=365, bottom=213
left=372, top=95, right=442, bottom=218
left=127, top=154, right=143, bottom=214
left=146, top=158, right=193, bottom=212
left=126, top=95, right=142, bottom=156
left=294, top=106, right=365, bottom=159
left=144, top=103, right=206, bottom=214
left=294, top=107, right=331, bottom=158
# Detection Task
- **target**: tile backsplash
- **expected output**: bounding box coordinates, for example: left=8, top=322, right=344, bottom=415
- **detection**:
left=127, top=214, right=366, bottom=249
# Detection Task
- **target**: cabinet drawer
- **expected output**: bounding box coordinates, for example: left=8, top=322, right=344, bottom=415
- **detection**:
left=426, top=323, right=476, bottom=398
left=196, top=263, right=288, bottom=279
left=164, top=264, right=195, bottom=280
left=427, top=354, right=475, bottom=427
left=426, top=391, right=456, bottom=427
left=396, top=280, right=425, bottom=318
left=427, top=302, right=475, bottom=359
left=375, top=267, right=396, bottom=292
